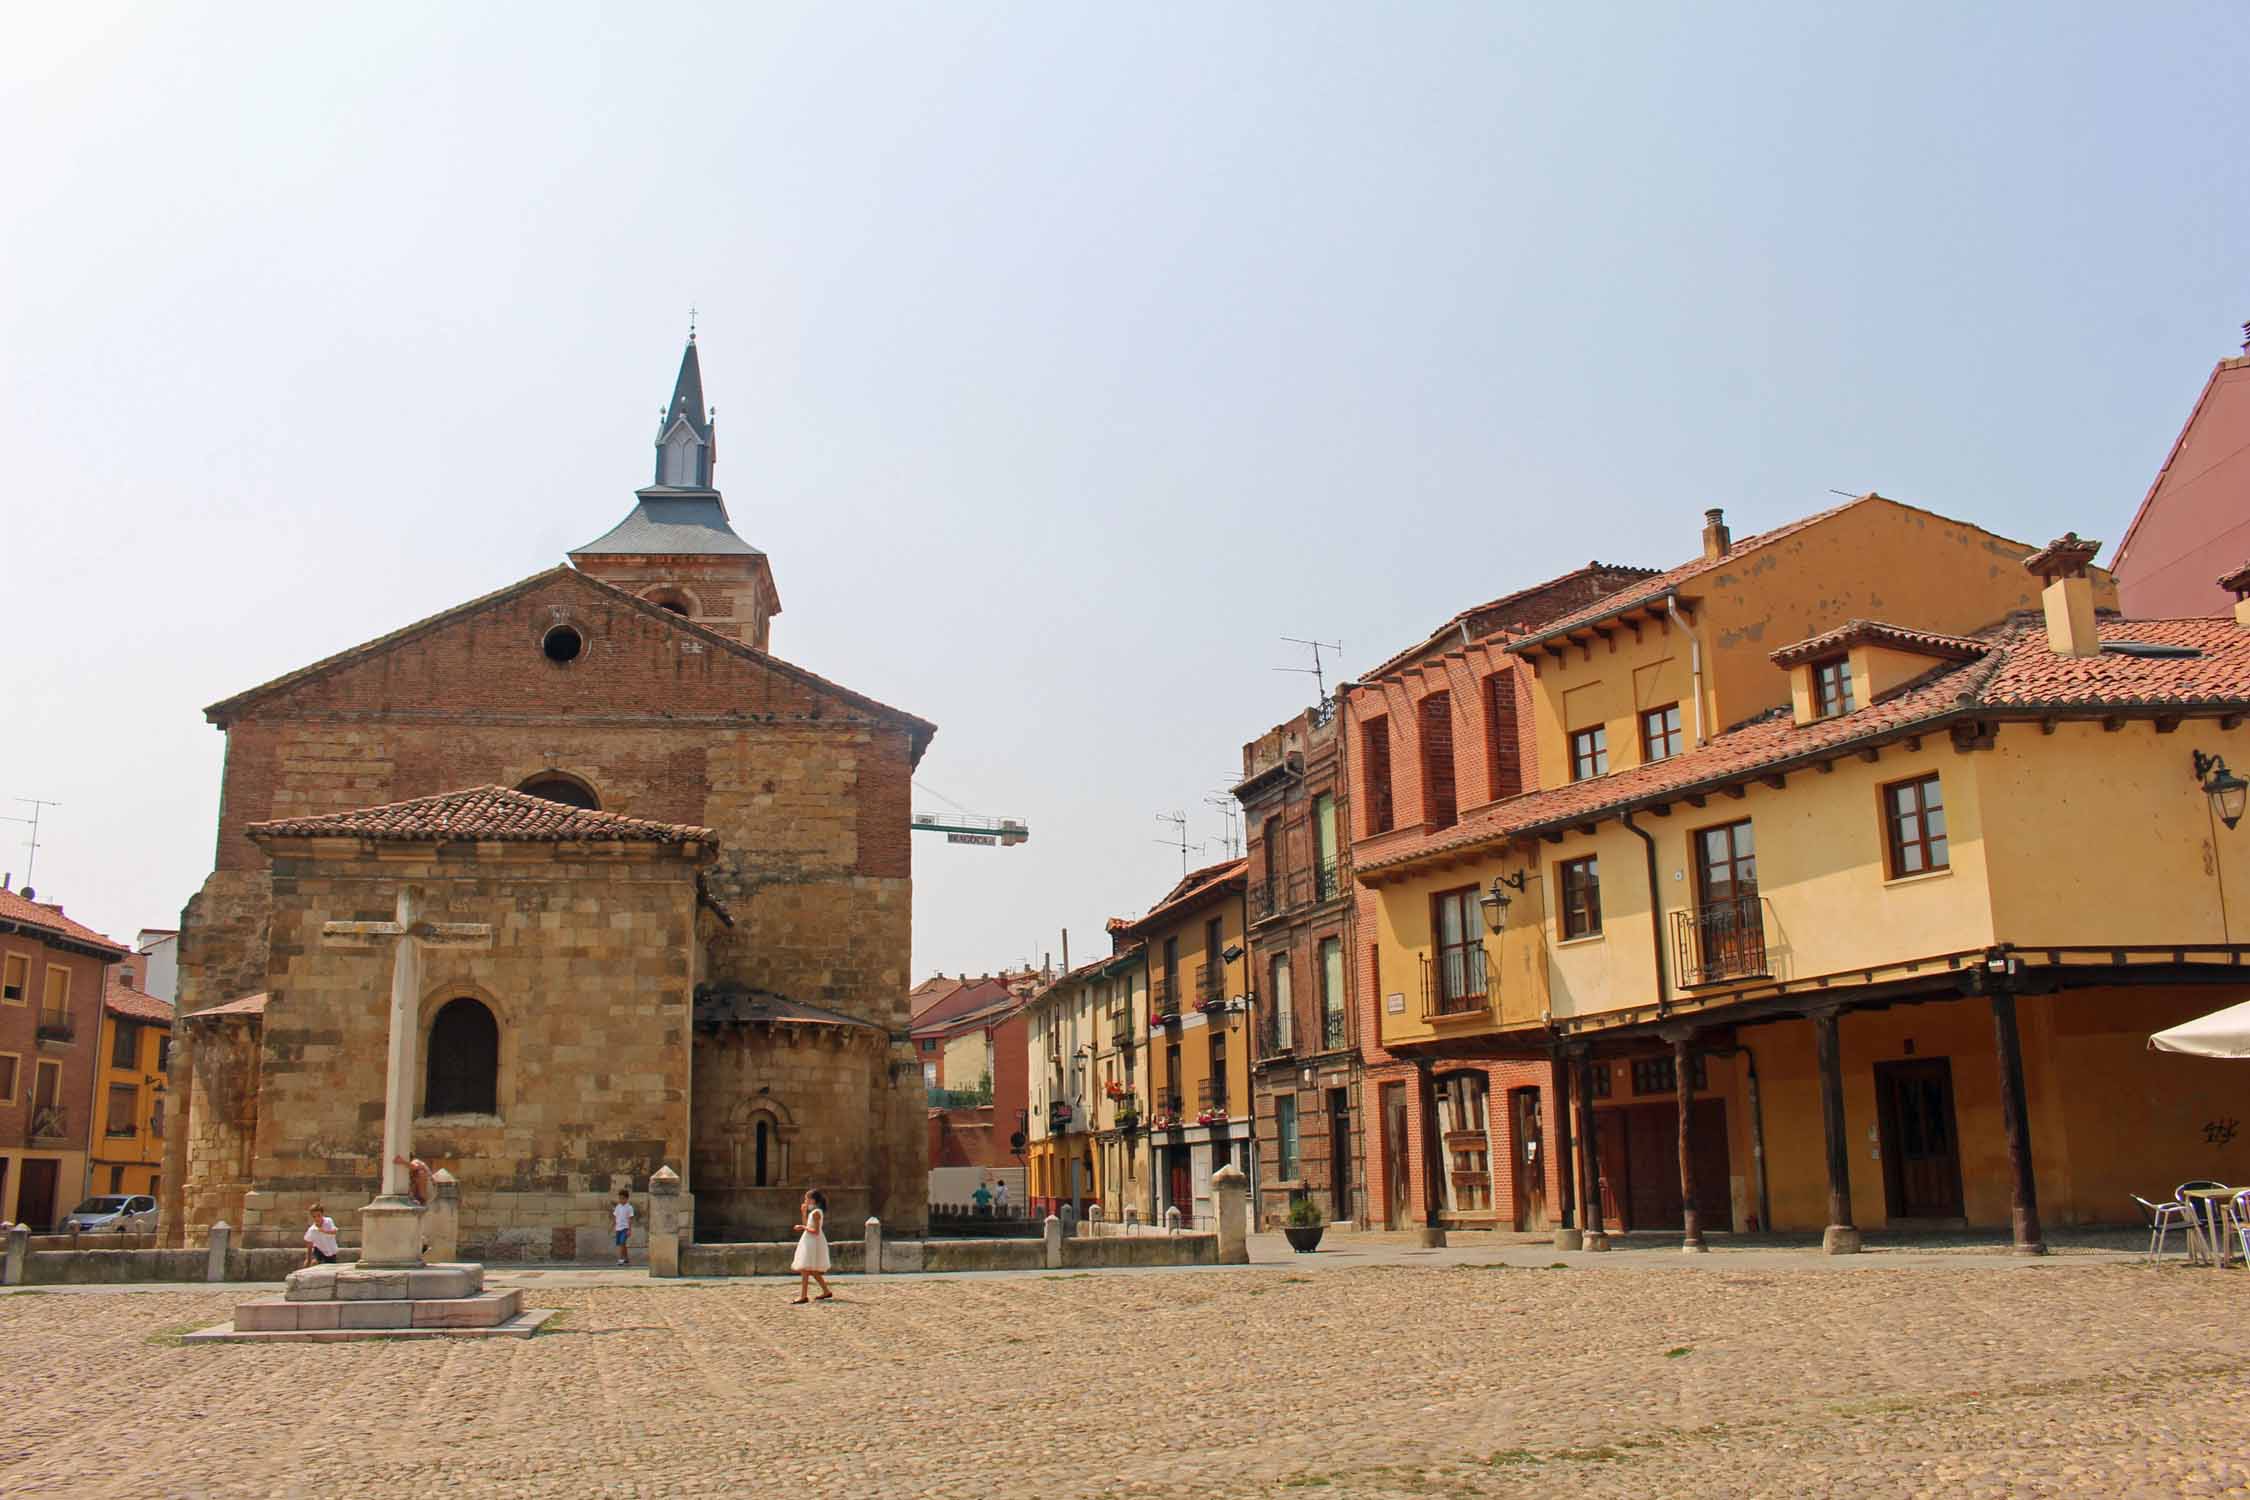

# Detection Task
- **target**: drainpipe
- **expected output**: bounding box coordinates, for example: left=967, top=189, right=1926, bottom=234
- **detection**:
left=1701, top=1042, right=1771, bottom=1234
left=1666, top=592, right=1705, bottom=748
left=1620, top=810, right=1670, bottom=1015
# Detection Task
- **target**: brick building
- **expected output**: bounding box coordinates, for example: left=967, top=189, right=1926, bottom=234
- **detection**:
left=1236, top=704, right=1362, bottom=1228
left=163, top=337, right=937, bottom=1257
left=1, top=885, right=128, bottom=1229
left=1343, top=564, right=1654, bottom=1233
left=2113, top=328, right=2250, bottom=619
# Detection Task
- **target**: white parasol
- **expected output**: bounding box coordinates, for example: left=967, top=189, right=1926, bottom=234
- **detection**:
left=2150, top=999, right=2250, bottom=1059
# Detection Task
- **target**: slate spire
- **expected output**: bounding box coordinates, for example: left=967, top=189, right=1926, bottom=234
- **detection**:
left=653, top=332, right=716, bottom=487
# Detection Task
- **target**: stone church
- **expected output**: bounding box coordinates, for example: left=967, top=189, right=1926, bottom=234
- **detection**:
left=161, top=338, right=935, bottom=1258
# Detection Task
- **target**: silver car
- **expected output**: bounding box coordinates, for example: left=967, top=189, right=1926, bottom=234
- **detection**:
left=62, top=1194, right=158, bottom=1233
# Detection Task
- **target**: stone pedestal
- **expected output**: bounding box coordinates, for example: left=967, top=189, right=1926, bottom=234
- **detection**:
left=1582, top=1230, right=1611, bottom=1252
left=1552, top=1227, right=1584, bottom=1252
left=185, top=1261, right=554, bottom=1343
left=1, top=1223, right=27, bottom=1286
left=1822, top=1225, right=1864, bottom=1255
left=648, top=1167, right=686, bottom=1278
left=1413, top=1225, right=1448, bottom=1249
left=206, top=1222, right=231, bottom=1282
left=1213, top=1163, right=1249, bottom=1265
left=358, top=1196, right=427, bottom=1269
left=1042, top=1215, right=1064, bottom=1269
left=426, top=1171, right=461, bottom=1264
left=862, top=1217, right=883, bottom=1276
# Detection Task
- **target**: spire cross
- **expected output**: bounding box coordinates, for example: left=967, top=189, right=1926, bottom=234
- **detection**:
left=689, top=306, right=698, bottom=341
left=321, top=887, right=492, bottom=1200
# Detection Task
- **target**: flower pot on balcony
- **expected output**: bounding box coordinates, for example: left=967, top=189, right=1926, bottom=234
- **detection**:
left=1283, top=1224, right=1325, bottom=1253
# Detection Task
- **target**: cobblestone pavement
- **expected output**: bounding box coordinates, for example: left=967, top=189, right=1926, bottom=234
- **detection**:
left=4, top=1260, right=2244, bottom=1498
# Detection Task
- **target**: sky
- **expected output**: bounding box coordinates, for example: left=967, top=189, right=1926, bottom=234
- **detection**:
left=3, top=3, right=2245, bottom=980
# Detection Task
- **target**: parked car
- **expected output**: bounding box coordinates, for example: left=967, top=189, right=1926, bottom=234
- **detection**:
left=61, top=1194, right=158, bottom=1233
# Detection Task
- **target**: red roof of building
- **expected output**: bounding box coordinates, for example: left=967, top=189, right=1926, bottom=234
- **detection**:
left=0, top=888, right=128, bottom=957
left=185, top=993, right=269, bottom=1020
left=104, top=972, right=174, bottom=1025
left=1365, top=613, right=2250, bottom=878
left=1768, top=620, right=1991, bottom=669
left=1114, top=858, right=1248, bottom=937
left=244, top=786, right=717, bottom=846
left=909, top=976, right=1018, bottom=1035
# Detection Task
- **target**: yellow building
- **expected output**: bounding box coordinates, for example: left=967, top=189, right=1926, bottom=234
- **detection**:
left=1022, top=960, right=1098, bottom=1213
left=91, top=962, right=173, bottom=1199
left=1087, top=937, right=1150, bottom=1221
left=1114, top=858, right=1251, bottom=1227
left=1356, top=496, right=2250, bottom=1250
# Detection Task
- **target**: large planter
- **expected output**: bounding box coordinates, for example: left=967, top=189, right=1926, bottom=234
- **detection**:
left=1283, top=1224, right=1325, bottom=1253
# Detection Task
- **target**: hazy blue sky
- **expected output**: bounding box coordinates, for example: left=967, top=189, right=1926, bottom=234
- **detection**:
left=4, top=3, right=2244, bottom=978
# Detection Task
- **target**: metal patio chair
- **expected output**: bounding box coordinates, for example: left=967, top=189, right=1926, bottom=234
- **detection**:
left=2176, top=1181, right=2229, bottom=1265
left=2132, top=1193, right=2193, bottom=1261
left=2229, top=1188, right=2250, bottom=1270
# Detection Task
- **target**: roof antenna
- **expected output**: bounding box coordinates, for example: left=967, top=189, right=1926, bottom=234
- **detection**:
left=1274, top=636, right=1343, bottom=715
left=1, top=798, right=58, bottom=888
left=1154, top=811, right=1200, bottom=877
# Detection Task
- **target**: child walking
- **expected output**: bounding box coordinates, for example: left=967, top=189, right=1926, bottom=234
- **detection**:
left=612, top=1187, right=635, bottom=1266
left=791, top=1189, right=833, bottom=1303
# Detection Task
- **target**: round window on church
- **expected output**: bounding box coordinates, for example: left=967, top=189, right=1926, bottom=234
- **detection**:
left=542, top=625, right=584, bottom=664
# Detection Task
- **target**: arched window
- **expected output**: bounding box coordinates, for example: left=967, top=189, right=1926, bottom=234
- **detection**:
left=643, top=587, right=695, bottom=617
left=755, top=1121, right=771, bottom=1187
left=425, top=998, right=499, bottom=1116
left=517, top=773, right=599, bottom=810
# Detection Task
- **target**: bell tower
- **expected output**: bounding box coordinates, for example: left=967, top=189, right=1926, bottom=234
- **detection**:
left=569, top=333, right=782, bottom=650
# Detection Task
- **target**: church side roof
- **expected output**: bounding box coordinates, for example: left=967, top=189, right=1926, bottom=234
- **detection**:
left=569, top=491, right=764, bottom=557
left=201, top=566, right=937, bottom=760
left=244, top=785, right=718, bottom=846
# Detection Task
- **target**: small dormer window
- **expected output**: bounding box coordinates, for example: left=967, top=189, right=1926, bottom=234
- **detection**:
left=662, top=428, right=701, bottom=486
left=1812, top=655, right=1854, bottom=719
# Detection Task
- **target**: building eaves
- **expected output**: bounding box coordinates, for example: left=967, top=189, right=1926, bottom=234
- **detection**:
left=1358, top=562, right=1661, bottom=684
left=568, top=491, right=764, bottom=558
left=1114, top=858, right=1248, bottom=938
left=1769, top=620, right=1991, bottom=669
left=245, top=785, right=718, bottom=846
left=0, top=889, right=128, bottom=959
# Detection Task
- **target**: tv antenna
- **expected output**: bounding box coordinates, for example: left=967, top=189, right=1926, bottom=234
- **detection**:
left=1275, top=636, right=1343, bottom=707
left=1154, top=811, right=1201, bottom=876
left=1202, top=793, right=1243, bottom=859
left=2, top=798, right=58, bottom=889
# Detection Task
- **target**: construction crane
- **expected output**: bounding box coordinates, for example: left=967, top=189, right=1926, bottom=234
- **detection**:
left=911, top=782, right=1028, bottom=847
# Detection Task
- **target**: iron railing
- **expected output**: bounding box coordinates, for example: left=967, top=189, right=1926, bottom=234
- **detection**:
left=1249, top=858, right=1348, bottom=924
left=1313, top=855, right=1343, bottom=903
left=1194, top=963, right=1226, bottom=1010
left=1258, top=999, right=1296, bottom=1059
left=1672, top=895, right=1771, bottom=987
left=1321, top=1004, right=1348, bottom=1051
left=1197, top=1077, right=1230, bottom=1115
left=35, top=1007, right=74, bottom=1043
left=1420, top=946, right=1489, bottom=1020
left=1151, top=975, right=1182, bottom=1024
left=28, top=1105, right=67, bottom=1141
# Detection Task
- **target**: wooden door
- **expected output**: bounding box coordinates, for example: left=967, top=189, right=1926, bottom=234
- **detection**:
left=1326, top=1088, right=1352, bottom=1215
left=1381, top=1082, right=1410, bottom=1229
left=1592, top=1109, right=1628, bottom=1232
left=1167, top=1149, right=1192, bottom=1222
left=18, top=1157, right=59, bottom=1232
left=1511, top=1087, right=1547, bottom=1231
left=1619, top=1101, right=1731, bottom=1231
left=1876, top=1059, right=1965, bottom=1220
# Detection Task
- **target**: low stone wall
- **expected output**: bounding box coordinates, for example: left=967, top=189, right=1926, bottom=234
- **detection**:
left=675, top=1232, right=1218, bottom=1278
left=19, top=1247, right=321, bottom=1285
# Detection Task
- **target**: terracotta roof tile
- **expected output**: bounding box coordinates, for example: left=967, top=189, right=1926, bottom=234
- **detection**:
left=0, top=888, right=128, bottom=956
left=1116, top=858, right=1247, bottom=937
left=2022, top=531, right=2103, bottom=582
left=1769, top=620, right=1990, bottom=669
left=244, top=786, right=717, bottom=846
left=104, top=973, right=174, bottom=1025
left=186, top=993, right=269, bottom=1020
left=1366, top=613, right=2250, bottom=878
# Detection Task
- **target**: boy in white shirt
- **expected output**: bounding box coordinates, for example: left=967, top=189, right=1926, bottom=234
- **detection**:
left=612, top=1188, right=635, bottom=1266
left=302, top=1202, right=340, bottom=1267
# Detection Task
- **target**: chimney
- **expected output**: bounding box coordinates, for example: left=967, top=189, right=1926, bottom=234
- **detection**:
left=2220, top=562, right=2250, bottom=629
left=1702, top=508, right=1731, bottom=561
left=2022, top=532, right=2104, bottom=657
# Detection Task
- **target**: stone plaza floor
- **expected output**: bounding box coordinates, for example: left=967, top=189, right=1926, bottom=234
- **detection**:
left=4, top=1237, right=2245, bottom=1497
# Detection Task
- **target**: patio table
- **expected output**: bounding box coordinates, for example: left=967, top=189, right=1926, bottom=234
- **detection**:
left=2183, top=1187, right=2239, bottom=1269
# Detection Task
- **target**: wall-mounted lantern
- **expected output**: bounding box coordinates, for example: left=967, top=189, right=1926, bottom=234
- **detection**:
left=2194, top=750, right=2247, bottom=831
left=1479, top=872, right=1528, bottom=933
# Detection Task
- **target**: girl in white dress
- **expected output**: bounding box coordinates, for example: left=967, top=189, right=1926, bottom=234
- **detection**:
left=791, top=1189, right=833, bottom=1303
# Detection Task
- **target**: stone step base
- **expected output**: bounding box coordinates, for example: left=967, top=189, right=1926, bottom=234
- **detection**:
left=223, top=1288, right=524, bottom=1334
left=285, top=1262, right=484, bottom=1302
left=182, top=1306, right=556, bottom=1344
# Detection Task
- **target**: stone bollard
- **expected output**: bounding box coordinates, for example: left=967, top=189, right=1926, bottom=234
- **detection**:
left=1553, top=1224, right=1584, bottom=1252
left=1, top=1223, right=27, bottom=1286
left=1088, top=1205, right=1103, bottom=1239
left=1124, top=1205, right=1138, bottom=1229
left=647, top=1166, right=683, bottom=1278
left=1060, top=1202, right=1078, bottom=1239
left=1164, top=1207, right=1181, bottom=1234
left=864, top=1216, right=883, bottom=1276
left=1043, top=1214, right=1063, bottom=1270
left=1213, top=1162, right=1249, bottom=1265
left=206, top=1221, right=232, bottom=1283
left=426, top=1169, right=462, bottom=1264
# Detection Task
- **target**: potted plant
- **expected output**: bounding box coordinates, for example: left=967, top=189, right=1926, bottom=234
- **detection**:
left=1283, top=1194, right=1326, bottom=1253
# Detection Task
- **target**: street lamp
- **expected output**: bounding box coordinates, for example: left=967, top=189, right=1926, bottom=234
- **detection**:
left=1478, top=872, right=1528, bottom=933
left=2194, top=751, right=2247, bottom=831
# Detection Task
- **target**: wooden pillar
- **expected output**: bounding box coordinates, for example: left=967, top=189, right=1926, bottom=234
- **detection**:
left=1813, top=1008, right=1860, bottom=1254
left=1553, top=1056, right=1578, bottom=1231
left=1574, top=1056, right=1608, bottom=1249
left=1990, top=991, right=2047, bottom=1255
left=1673, top=1034, right=1706, bottom=1252
left=1414, top=1062, right=1446, bottom=1242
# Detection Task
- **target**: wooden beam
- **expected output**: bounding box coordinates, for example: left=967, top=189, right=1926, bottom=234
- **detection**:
left=2102, top=716, right=2125, bottom=733
left=2154, top=716, right=2181, bottom=734
left=1813, top=1009, right=1856, bottom=1249
left=1857, top=747, right=1880, bottom=763
left=1685, top=794, right=1707, bottom=809
left=1990, top=991, right=2047, bottom=1256
left=1722, top=785, right=1748, bottom=801
left=1816, top=759, right=1836, bottom=775
left=1759, top=773, right=1786, bottom=790
left=1650, top=802, right=1672, bottom=817
left=2039, top=717, right=2057, bottom=735
left=2222, top=714, right=2243, bottom=731
left=1905, top=735, right=1921, bottom=752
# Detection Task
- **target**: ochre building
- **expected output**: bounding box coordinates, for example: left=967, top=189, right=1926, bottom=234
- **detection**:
left=90, top=959, right=173, bottom=1200
left=163, top=338, right=936, bottom=1257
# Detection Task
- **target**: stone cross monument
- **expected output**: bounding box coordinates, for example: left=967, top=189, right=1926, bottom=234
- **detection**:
left=322, top=886, right=491, bottom=1268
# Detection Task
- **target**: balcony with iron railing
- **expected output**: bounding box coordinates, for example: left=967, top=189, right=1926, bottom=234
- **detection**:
left=1249, top=858, right=1348, bottom=926
left=1147, top=1091, right=1185, bottom=1130
left=1672, top=894, right=1772, bottom=988
left=1257, top=997, right=1296, bottom=1060
left=1420, top=946, right=1489, bottom=1022
left=1196, top=1076, right=1230, bottom=1117
left=1150, top=975, right=1183, bottom=1025
left=27, top=1105, right=68, bottom=1142
left=1193, top=962, right=1227, bottom=1011
left=35, top=1006, right=75, bottom=1044
left=1320, top=1003, right=1348, bottom=1051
